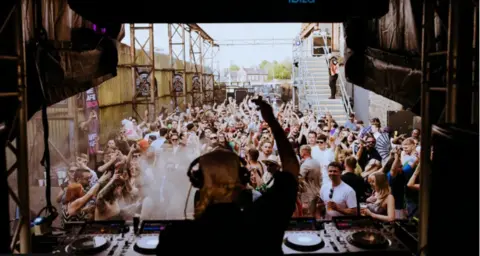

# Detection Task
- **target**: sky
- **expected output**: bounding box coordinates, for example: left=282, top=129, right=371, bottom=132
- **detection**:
left=121, top=23, right=301, bottom=70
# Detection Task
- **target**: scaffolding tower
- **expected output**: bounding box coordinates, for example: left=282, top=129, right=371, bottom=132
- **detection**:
left=202, top=40, right=219, bottom=105
left=0, top=0, right=30, bottom=253
left=130, top=24, right=156, bottom=121
left=168, top=24, right=187, bottom=109
left=292, top=35, right=318, bottom=112
left=187, top=26, right=204, bottom=107
left=185, top=24, right=217, bottom=107
left=418, top=1, right=478, bottom=255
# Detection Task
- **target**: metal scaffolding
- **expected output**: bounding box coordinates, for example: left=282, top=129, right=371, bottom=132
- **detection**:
left=418, top=1, right=477, bottom=255
left=291, top=37, right=313, bottom=111
left=168, top=24, right=187, bottom=109
left=130, top=24, right=156, bottom=120
left=187, top=26, right=204, bottom=107
left=0, top=0, right=30, bottom=253
left=202, top=40, right=219, bottom=104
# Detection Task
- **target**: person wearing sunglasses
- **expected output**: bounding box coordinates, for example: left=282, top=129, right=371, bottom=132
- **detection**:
left=356, top=135, right=382, bottom=172
left=319, top=162, right=358, bottom=220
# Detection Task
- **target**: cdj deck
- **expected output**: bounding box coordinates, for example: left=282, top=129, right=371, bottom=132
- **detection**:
left=45, top=217, right=414, bottom=255
left=282, top=217, right=412, bottom=255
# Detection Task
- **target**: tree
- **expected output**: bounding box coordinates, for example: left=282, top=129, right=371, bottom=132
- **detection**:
left=259, top=60, right=270, bottom=70
left=263, top=60, right=292, bottom=80
left=229, top=64, right=240, bottom=71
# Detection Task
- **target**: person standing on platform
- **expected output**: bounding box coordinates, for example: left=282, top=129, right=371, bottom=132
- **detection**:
left=328, top=58, right=339, bottom=99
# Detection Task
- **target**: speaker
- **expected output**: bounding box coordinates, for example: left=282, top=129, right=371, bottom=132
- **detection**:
left=428, top=124, right=479, bottom=256
left=387, top=110, right=417, bottom=135
left=234, top=89, right=248, bottom=105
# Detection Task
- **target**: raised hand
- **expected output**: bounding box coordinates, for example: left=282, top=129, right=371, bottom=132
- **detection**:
left=251, top=96, right=275, bottom=123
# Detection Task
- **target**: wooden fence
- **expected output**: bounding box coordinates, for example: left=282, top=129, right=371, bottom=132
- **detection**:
left=96, top=43, right=221, bottom=145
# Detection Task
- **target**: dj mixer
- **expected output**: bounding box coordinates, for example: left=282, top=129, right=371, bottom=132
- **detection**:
left=45, top=217, right=413, bottom=255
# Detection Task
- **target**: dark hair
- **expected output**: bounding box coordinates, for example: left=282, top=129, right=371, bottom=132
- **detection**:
left=382, top=157, right=395, bottom=174
left=308, top=131, right=317, bottom=138
left=74, top=168, right=90, bottom=181
left=179, top=132, right=186, bottom=141
left=247, top=148, right=259, bottom=161
left=159, top=128, right=168, bottom=136
left=371, top=117, right=381, bottom=125
left=317, top=134, right=328, bottom=142
left=345, top=156, right=357, bottom=169
left=328, top=161, right=343, bottom=171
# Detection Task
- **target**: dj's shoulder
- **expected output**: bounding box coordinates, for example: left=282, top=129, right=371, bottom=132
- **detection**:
left=274, top=171, right=298, bottom=185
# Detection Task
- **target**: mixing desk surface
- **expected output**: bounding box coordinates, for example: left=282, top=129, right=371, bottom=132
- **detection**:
left=282, top=217, right=412, bottom=255
left=46, top=217, right=413, bottom=255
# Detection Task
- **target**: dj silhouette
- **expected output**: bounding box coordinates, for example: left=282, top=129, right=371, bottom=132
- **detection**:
left=156, top=97, right=300, bottom=255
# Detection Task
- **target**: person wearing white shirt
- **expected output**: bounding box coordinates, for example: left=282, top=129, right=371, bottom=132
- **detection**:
left=310, top=134, right=335, bottom=186
left=144, top=130, right=160, bottom=141
left=320, top=162, right=358, bottom=220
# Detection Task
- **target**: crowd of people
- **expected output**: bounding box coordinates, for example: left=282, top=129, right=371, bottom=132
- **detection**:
left=57, top=94, right=422, bottom=228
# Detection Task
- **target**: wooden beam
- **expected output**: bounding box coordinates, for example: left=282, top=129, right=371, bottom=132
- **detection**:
left=300, top=23, right=317, bottom=40
left=186, top=23, right=215, bottom=44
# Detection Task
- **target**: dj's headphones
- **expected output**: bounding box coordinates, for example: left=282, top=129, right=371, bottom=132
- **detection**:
left=186, top=150, right=251, bottom=189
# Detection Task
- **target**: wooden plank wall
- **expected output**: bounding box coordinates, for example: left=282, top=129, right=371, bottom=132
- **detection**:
left=97, top=43, right=216, bottom=144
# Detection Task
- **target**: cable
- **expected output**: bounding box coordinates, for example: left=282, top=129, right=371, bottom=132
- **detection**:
left=35, top=47, right=56, bottom=218
left=183, top=184, right=193, bottom=220
left=33, top=0, right=57, bottom=224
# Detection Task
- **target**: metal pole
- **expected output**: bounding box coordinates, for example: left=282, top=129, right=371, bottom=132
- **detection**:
left=149, top=24, right=156, bottom=118
left=0, top=135, right=9, bottom=253
left=199, top=34, right=204, bottom=105
left=130, top=24, right=137, bottom=116
left=418, top=1, right=435, bottom=255
left=168, top=24, right=177, bottom=108
left=15, top=0, right=31, bottom=251
left=182, top=25, right=186, bottom=106
left=454, top=0, right=474, bottom=124
left=445, top=0, right=456, bottom=123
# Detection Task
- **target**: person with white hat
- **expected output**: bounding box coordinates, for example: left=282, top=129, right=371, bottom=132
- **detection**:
left=261, top=154, right=281, bottom=189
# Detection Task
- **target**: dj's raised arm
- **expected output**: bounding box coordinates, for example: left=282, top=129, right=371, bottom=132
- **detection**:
left=252, top=96, right=300, bottom=178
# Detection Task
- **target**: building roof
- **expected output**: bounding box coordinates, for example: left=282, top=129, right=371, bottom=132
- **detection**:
left=223, top=70, right=238, bottom=80
left=243, top=68, right=268, bottom=75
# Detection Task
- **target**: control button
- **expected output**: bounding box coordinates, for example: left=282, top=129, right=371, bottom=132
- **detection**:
left=332, top=245, right=339, bottom=252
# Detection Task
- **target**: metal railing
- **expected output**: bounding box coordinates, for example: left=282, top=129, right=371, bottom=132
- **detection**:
left=292, top=34, right=340, bottom=116
left=319, top=32, right=353, bottom=115
left=292, top=36, right=332, bottom=116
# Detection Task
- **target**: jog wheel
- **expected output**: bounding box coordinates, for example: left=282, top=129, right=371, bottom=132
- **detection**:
left=68, top=236, right=110, bottom=254
left=284, top=232, right=324, bottom=252
left=134, top=236, right=159, bottom=255
left=347, top=231, right=390, bottom=249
